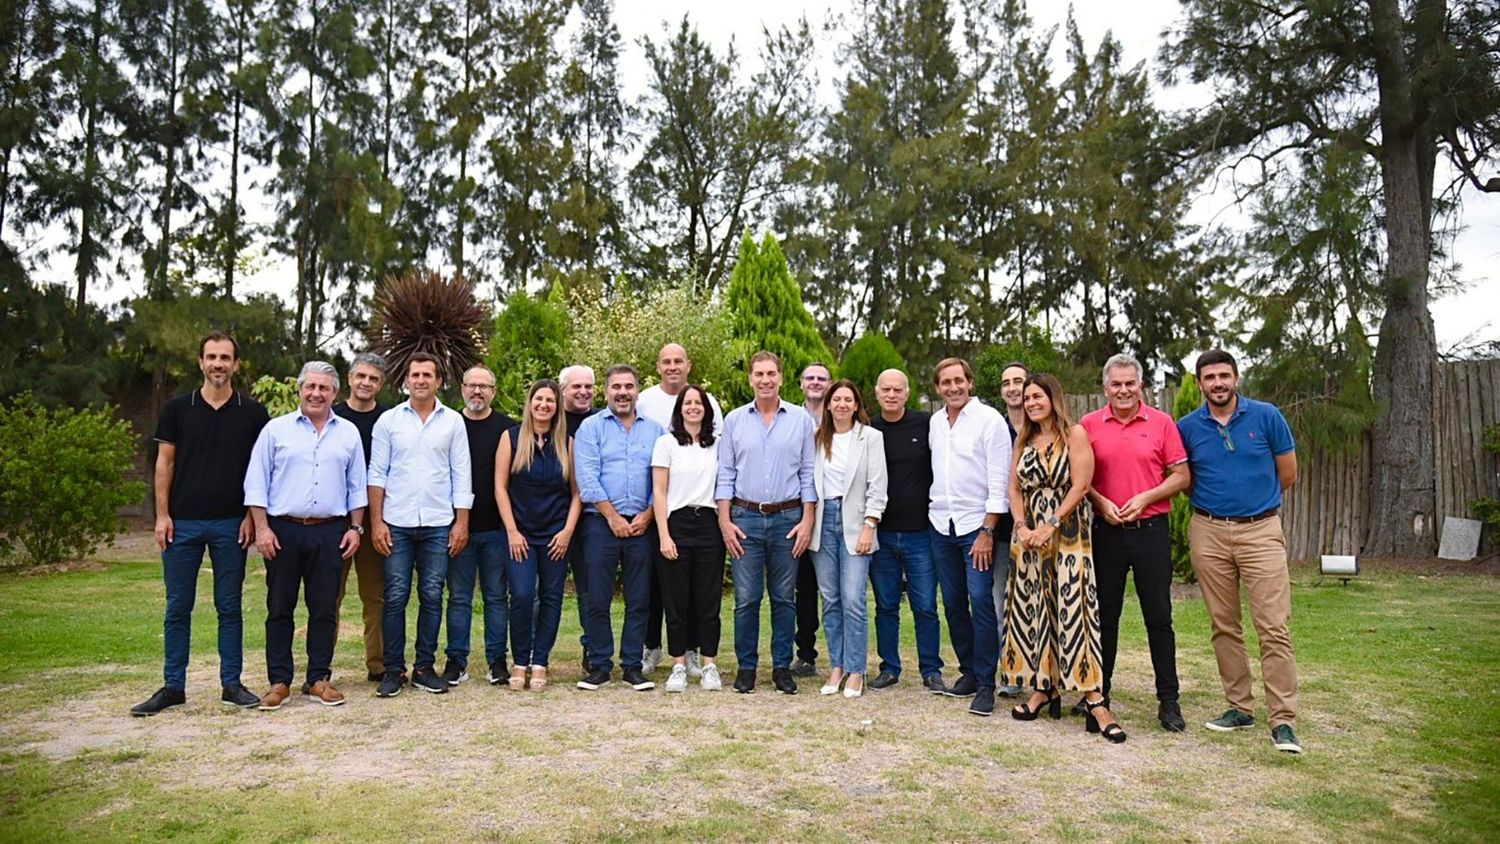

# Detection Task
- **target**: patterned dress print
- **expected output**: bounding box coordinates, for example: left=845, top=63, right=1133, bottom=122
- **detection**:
left=1000, top=438, right=1103, bottom=692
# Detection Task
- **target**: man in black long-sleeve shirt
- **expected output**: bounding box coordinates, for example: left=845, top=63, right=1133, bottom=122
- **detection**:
left=866, top=369, right=946, bottom=692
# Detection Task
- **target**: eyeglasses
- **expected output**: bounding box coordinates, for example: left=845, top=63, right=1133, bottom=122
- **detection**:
left=1217, top=425, right=1235, bottom=452
left=463, top=383, right=496, bottom=391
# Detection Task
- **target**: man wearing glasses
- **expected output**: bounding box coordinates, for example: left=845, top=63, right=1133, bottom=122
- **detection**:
left=442, top=366, right=518, bottom=686
left=1178, top=349, right=1302, bottom=754
left=791, top=361, right=833, bottom=677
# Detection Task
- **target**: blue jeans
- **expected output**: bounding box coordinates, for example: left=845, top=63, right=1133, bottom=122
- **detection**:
left=931, top=523, right=1000, bottom=689
left=730, top=506, right=800, bottom=671
left=161, top=517, right=246, bottom=690
left=383, top=525, right=449, bottom=673
left=531, top=544, right=570, bottom=666
left=580, top=513, right=653, bottom=673
left=812, top=499, right=871, bottom=674
left=869, top=528, right=942, bottom=679
left=447, top=529, right=536, bottom=668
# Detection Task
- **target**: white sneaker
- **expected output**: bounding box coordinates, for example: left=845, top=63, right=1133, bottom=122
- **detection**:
left=643, top=647, right=664, bottom=673
left=686, top=649, right=703, bottom=678
left=665, top=664, right=689, bottom=693
left=699, top=663, right=722, bottom=691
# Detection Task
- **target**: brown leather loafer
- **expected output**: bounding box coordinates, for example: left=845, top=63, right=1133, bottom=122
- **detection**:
left=307, top=679, right=346, bottom=707
left=258, top=683, right=292, bottom=711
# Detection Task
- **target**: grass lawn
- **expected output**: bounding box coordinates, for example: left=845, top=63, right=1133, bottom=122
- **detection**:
left=0, top=545, right=1497, bottom=843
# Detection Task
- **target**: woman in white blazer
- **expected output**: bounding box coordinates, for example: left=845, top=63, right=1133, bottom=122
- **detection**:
left=810, top=379, right=889, bottom=698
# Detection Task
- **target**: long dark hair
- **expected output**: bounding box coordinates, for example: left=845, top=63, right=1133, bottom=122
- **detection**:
left=1017, top=373, right=1073, bottom=450
left=670, top=384, right=717, bottom=448
left=816, top=379, right=870, bottom=458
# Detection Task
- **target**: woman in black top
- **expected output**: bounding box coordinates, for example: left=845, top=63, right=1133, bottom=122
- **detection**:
left=496, top=379, right=581, bottom=691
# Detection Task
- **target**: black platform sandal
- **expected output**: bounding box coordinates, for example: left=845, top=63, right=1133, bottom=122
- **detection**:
left=1011, top=688, right=1061, bottom=721
left=1085, top=696, right=1127, bottom=743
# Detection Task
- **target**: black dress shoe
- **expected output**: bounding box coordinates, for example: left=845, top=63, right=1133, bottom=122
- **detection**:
left=922, top=674, right=949, bottom=695
left=868, top=671, right=899, bottom=690
left=790, top=658, right=816, bottom=678
left=367, top=671, right=385, bottom=683
left=221, top=684, right=260, bottom=709
left=772, top=667, right=798, bottom=694
left=1159, top=700, right=1186, bottom=732
left=131, top=686, right=186, bottom=717
left=733, top=668, right=756, bottom=693
left=943, top=673, right=978, bottom=698
left=968, top=687, right=996, bottom=717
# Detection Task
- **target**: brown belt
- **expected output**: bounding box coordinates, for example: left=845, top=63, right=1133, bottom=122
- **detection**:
left=732, top=497, right=802, bottom=515
left=1193, top=507, right=1278, bottom=525
left=274, top=515, right=342, bottom=526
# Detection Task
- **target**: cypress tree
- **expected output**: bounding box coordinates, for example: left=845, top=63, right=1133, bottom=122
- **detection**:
left=723, top=231, right=831, bottom=405
left=1168, top=374, right=1202, bottom=583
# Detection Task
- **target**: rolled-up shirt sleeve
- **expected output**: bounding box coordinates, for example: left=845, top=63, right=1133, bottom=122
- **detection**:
left=242, top=426, right=274, bottom=509
left=798, top=415, right=816, bottom=503
left=985, top=416, right=1012, bottom=514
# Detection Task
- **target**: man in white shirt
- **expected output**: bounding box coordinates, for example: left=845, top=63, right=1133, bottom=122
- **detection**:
left=367, top=352, right=474, bottom=698
left=635, top=343, right=725, bottom=675
left=928, top=357, right=1014, bottom=717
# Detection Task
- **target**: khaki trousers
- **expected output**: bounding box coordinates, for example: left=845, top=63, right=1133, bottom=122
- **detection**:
left=1189, top=514, right=1299, bottom=727
left=336, top=513, right=386, bottom=677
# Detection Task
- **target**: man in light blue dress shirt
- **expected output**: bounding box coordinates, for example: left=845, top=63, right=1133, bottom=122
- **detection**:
left=243, top=362, right=368, bottom=710
left=715, top=351, right=818, bottom=695
left=367, top=352, right=474, bottom=697
left=573, top=364, right=666, bottom=691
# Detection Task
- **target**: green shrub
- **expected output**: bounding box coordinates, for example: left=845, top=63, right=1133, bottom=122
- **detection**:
left=488, top=288, right=571, bottom=417
left=974, top=324, right=1092, bottom=405
left=1469, top=424, right=1500, bottom=531
left=1169, top=374, right=1202, bottom=583
left=840, top=333, right=913, bottom=410
left=0, top=394, right=146, bottom=568
left=250, top=375, right=300, bottom=416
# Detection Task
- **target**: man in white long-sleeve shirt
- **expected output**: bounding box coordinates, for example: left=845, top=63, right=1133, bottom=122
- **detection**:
left=927, top=357, right=1014, bottom=717
left=367, top=352, right=473, bottom=698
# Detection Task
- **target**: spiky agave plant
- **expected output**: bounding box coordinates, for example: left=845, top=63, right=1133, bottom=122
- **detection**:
left=367, top=269, right=489, bottom=387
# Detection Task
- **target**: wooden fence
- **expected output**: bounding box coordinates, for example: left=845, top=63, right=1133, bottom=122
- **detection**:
left=1062, top=359, right=1499, bottom=561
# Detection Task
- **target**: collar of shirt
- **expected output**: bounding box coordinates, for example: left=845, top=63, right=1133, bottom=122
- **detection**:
left=1102, top=405, right=1150, bottom=426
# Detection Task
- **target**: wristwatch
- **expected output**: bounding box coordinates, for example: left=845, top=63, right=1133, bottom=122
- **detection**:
left=351, top=523, right=365, bottom=535
left=863, top=517, right=878, bottom=529
left=1045, top=515, right=1061, bottom=528
left=978, top=525, right=996, bottom=538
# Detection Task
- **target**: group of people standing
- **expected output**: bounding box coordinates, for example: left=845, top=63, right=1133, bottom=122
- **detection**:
left=131, top=332, right=1305, bottom=755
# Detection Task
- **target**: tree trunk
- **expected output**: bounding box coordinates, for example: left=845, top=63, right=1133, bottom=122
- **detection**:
left=154, top=0, right=181, bottom=299
left=1363, top=0, right=1439, bottom=555
left=75, top=0, right=106, bottom=309
left=224, top=14, right=243, bottom=299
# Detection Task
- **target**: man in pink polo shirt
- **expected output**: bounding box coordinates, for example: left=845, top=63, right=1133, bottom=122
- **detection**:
left=1081, top=353, right=1191, bottom=732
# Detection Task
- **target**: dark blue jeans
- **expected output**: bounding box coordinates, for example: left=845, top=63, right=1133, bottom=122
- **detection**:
left=383, top=525, right=449, bottom=674
left=931, top=523, right=1000, bottom=689
left=447, top=529, right=536, bottom=668
left=730, top=506, right=801, bottom=671
left=869, top=528, right=943, bottom=680
left=580, top=513, right=653, bottom=673
left=161, top=517, right=246, bottom=690
left=531, top=543, right=571, bottom=666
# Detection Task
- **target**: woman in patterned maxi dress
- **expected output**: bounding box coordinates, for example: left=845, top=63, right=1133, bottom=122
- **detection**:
left=1000, top=374, right=1126, bottom=742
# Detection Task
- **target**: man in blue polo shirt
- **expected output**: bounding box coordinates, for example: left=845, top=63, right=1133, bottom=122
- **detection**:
left=573, top=364, right=665, bottom=692
left=1178, top=349, right=1302, bottom=754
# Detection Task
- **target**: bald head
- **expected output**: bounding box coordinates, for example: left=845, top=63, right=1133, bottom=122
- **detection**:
left=875, top=368, right=911, bottom=420
left=656, top=343, right=691, bottom=393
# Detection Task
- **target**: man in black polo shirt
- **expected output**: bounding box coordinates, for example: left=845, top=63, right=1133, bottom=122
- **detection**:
left=332, top=351, right=390, bottom=682
left=443, top=365, right=518, bottom=686
left=867, top=368, right=945, bottom=692
left=132, top=331, right=270, bottom=716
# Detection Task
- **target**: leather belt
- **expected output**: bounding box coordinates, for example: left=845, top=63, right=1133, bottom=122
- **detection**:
left=1193, top=507, right=1278, bottom=524
left=274, top=515, right=342, bottom=526
left=732, top=497, right=802, bottom=514
left=1098, top=514, right=1166, bottom=531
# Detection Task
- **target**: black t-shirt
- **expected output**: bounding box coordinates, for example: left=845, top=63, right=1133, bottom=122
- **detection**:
left=332, top=401, right=388, bottom=466
left=154, top=389, right=270, bottom=520
left=565, top=407, right=598, bottom=439
left=871, top=409, right=932, bottom=533
left=464, top=411, right=517, bottom=533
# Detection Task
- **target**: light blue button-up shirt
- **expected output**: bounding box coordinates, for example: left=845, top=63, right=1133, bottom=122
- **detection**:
left=574, top=410, right=664, bottom=516
left=715, top=400, right=817, bottom=504
left=367, top=401, right=474, bottom=528
left=243, top=410, right=368, bottom=518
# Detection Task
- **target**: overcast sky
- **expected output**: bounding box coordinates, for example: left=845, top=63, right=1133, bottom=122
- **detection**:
left=612, top=0, right=1500, bottom=351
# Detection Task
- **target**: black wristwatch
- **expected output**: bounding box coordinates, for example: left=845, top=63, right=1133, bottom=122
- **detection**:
left=351, top=523, right=365, bottom=535
left=978, top=525, right=996, bottom=538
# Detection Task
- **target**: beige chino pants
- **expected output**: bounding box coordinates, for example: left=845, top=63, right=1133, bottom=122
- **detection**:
left=336, top=511, right=385, bottom=678
left=1189, top=514, right=1299, bottom=727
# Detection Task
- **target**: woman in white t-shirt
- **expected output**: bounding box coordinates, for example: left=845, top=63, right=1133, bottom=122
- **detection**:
left=810, top=379, right=888, bottom=699
left=650, top=384, right=726, bottom=692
